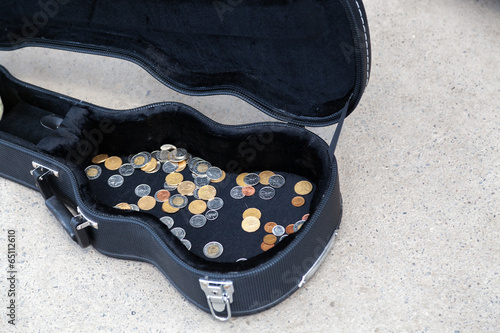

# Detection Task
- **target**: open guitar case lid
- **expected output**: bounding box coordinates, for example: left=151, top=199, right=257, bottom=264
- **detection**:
left=0, top=0, right=370, bottom=320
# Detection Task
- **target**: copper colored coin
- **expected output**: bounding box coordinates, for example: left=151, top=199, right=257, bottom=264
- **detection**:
left=104, top=156, right=123, bottom=170
left=92, top=154, right=109, bottom=164
left=242, top=208, right=261, bottom=219
left=264, top=222, right=277, bottom=233
left=155, top=190, right=171, bottom=202
left=137, top=196, right=156, bottom=211
left=259, top=170, right=275, bottom=185
left=263, top=234, right=277, bottom=245
left=291, top=196, right=306, bottom=207
left=241, top=186, right=255, bottom=196
left=114, top=202, right=132, bottom=210
left=162, top=201, right=179, bottom=214
left=302, top=213, right=310, bottom=221
left=260, top=242, right=275, bottom=251
left=286, top=224, right=295, bottom=234
left=236, top=173, right=249, bottom=186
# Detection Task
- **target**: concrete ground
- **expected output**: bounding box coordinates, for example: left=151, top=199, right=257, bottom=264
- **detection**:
left=0, top=0, right=498, bottom=331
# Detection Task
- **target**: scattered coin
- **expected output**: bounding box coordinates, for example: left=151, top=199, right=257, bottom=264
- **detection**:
left=206, top=166, right=223, bottom=180
left=188, top=200, right=207, bottom=215
left=272, top=225, right=285, bottom=237
left=92, top=154, right=109, bottom=164
left=203, top=241, right=223, bottom=259
left=194, top=176, right=210, bottom=187
left=286, top=224, right=295, bottom=234
left=243, top=173, right=260, bottom=186
left=165, top=172, right=184, bottom=186
left=168, top=148, right=188, bottom=162
left=235, top=258, right=247, bottom=262
left=162, top=201, right=180, bottom=214
left=207, top=197, right=224, bottom=210
left=293, top=220, right=305, bottom=232
left=169, top=194, right=188, bottom=209
left=194, top=161, right=211, bottom=175
left=260, top=242, right=274, bottom=251
left=189, top=214, right=207, bottom=228
left=176, top=160, right=187, bottom=172
left=242, top=186, right=255, bottom=196
left=154, top=189, right=171, bottom=202
left=119, top=163, right=135, bottom=177
left=236, top=173, right=249, bottom=186
left=241, top=216, right=261, bottom=233
left=210, top=170, right=226, bottom=183
left=162, top=161, right=179, bottom=173
left=104, top=156, right=123, bottom=171
left=164, top=183, right=178, bottom=191
left=205, top=210, right=219, bottom=220
left=137, top=196, right=156, bottom=211
left=279, top=234, right=288, bottom=242
left=263, top=234, right=277, bottom=245
left=129, top=204, right=140, bottom=211
left=181, top=239, right=192, bottom=250
left=302, top=214, right=310, bottom=221
left=108, top=174, right=124, bottom=188
left=171, top=227, right=186, bottom=240
left=291, top=196, right=306, bottom=207
left=268, top=174, right=286, bottom=188
left=135, top=184, right=151, bottom=197
left=160, top=216, right=174, bottom=228
left=198, top=185, right=216, bottom=201
left=160, top=144, right=176, bottom=152
left=131, top=152, right=151, bottom=168
left=141, top=157, right=158, bottom=172
left=145, top=161, right=161, bottom=174
left=230, top=186, right=245, bottom=199
left=114, top=202, right=131, bottom=210
left=264, top=222, right=277, bottom=233
left=259, top=170, right=275, bottom=185
left=242, top=208, right=262, bottom=219
left=193, top=187, right=200, bottom=199
left=294, top=180, right=313, bottom=196
left=259, top=186, right=276, bottom=200
left=178, top=181, right=196, bottom=196
left=85, top=165, right=102, bottom=180
left=188, top=157, right=203, bottom=172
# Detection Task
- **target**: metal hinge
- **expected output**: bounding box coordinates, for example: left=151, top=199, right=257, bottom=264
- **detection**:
left=31, top=162, right=59, bottom=178
left=75, top=207, right=99, bottom=230
left=199, top=278, right=234, bottom=321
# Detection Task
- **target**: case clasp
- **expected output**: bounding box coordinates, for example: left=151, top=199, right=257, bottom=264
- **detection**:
left=199, top=278, right=234, bottom=321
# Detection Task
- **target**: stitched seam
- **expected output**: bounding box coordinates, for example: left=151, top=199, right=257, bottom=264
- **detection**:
left=355, top=0, right=370, bottom=86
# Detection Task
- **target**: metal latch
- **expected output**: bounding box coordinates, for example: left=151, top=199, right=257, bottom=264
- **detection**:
left=31, top=162, right=59, bottom=178
left=199, top=279, right=234, bottom=321
left=75, top=207, right=99, bottom=230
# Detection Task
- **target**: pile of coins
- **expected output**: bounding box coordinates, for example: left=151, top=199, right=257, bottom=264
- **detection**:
left=85, top=144, right=315, bottom=261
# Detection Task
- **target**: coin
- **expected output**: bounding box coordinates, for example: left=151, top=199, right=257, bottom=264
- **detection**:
left=176, top=160, right=187, bottom=172
left=154, top=189, right=171, bottom=202
left=131, top=152, right=151, bottom=168
left=188, top=200, right=207, bottom=215
left=181, top=239, right=192, bottom=250
left=242, top=208, right=262, bottom=219
left=171, top=227, right=186, bottom=239
left=259, top=186, right=276, bottom=200
left=230, top=186, right=244, bottom=199
left=160, top=144, right=176, bottom=152
left=279, top=234, right=288, bottom=242
left=108, top=175, right=124, bottom=188
left=302, top=213, right=310, bottom=221
left=85, top=165, right=102, bottom=180
left=119, top=163, right=135, bottom=176
left=264, top=222, right=277, bottom=233
left=203, top=241, right=223, bottom=259
left=129, top=204, right=140, bottom=211
left=162, top=161, right=179, bottom=173
left=169, top=194, right=188, bottom=209
left=168, top=148, right=188, bottom=162
left=263, top=234, right=277, bottom=245
left=205, top=210, right=219, bottom=220
left=135, top=184, right=151, bottom=197
left=235, top=258, right=247, bottom=262
left=198, top=185, right=216, bottom=201
left=293, top=220, right=305, bottom=232
left=151, top=150, right=161, bottom=161
left=104, top=156, right=122, bottom=170
left=141, top=157, right=158, bottom=172
left=286, top=224, right=295, bottom=234
left=137, top=196, right=156, bottom=211
left=145, top=161, right=161, bottom=174
left=160, top=216, right=174, bottom=228
left=194, top=176, right=210, bottom=187
left=162, top=201, right=180, bottom=214
left=207, top=197, right=224, bottom=210
left=291, top=196, right=306, bottom=207
left=272, top=225, right=285, bottom=237
left=164, top=183, right=178, bottom=191
left=236, top=173, right=249, bottom=186
left=178, top=181, right=196, bottom=196
left=114, top=202, right=131, bottom=210
left=259, top=170, right=275, bottom=185
left=193, top=188, right=200, bottom=199
left=294, top=180, right=313, bottom=196
left=210, top=170, right=226, bottom=183
left=206, top=166, right=223, bottom=180
left=243, top=173, right=260, bottom=186
left=241, top=186, right=255, bottom=196
left=188, top=157, right=203, bottom=172
left=91, top=154, right=109, bottom=164
left=241, top=216, right=261, bottom=233
left=260, top=242, right=274, bottom=251
left=165, top=172, right=184, bottom=186
left=268, top=174, right=286, bottom=188
left=194, top=161, right=211, bottom=175
left=189, top=214, right=207, bottom=228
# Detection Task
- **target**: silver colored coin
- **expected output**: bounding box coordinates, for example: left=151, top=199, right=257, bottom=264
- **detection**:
left=162, top=161, right=179, bottom=173
left=268, top=174, right=286, bottom=188
left=85, top=165, right=102, bottom=180
left=194, top=175, right=210, bottom=187
left=279, top=234, right=288, bottom=242
left=129, top=204, right=140, bottom=212
left=230, top=186, right=245, bottom=199
left=145, top=162, right=161, bottom=174
left=259, top=186, right=276, bottom=200
left=243, top=173, right=260, bottom=186
left=164, top=183, right=178, bottom=191
left=205, top=210, right=219, bottom=221
left=160, top=144, right=177, bottom=151
left=193, top=161, right=212, bottom=175
left=207, top=197, right=224, bottom=210
left=127, top=154, right=135, bottom=163
left=118, top=163, right=135, bottom=177
left=168, top=148, right=188, bottom=162
left=206, top=166, right=223, bottom=180
left=193, top=188, right=200, bottom=200
left=160, top=216, right=174, bottom=229
left=151, top=150, right=160, bottom=160
left=272, top=225, right=286, bottom=237
left=170, top=227, right=186, bottom=240
left=293, top=220, right=306, bottom=233
left=108, top=175, right=124, bottom=188
left=203, top=241, right=223, bottom=259
left=181, top=239, right=192, bottom=250
left=188, top=157, right=204, bottom=172
left=235, top=258, right=247, bottom=262
left=189, top=214, right=207, bottom=228
left=135, top=184, right=151, bottom=197
left=131, top=152, right=151, bottom=168
left=169, top=194, right=188, bottom=209
left=157, top=150, right=169, bottom=162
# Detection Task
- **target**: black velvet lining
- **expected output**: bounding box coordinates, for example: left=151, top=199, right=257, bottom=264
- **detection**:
left=0, top=0, right=357, bottom=123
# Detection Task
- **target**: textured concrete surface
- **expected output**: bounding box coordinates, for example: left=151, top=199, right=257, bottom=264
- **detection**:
left=0, top=0, right=499, bottom=332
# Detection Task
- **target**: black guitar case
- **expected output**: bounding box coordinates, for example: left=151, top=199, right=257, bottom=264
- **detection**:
left=0, top=0, right=370, bottom=320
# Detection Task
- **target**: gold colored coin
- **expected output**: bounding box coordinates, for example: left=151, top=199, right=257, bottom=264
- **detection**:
left=114, top=202, right=131, bottom=210
left=137, top=196, right=156, bottom=211
left=236, top=173, right=249, bottom=186
left=259, top=170, right=275, bottom=185
left=261, top=242, right=274, bottom=251
left=242, top=208, right=262, bottom=219
left=241, top=216, right=261, bottom=233
left=133, top=155, right=146, bottom=166
left=264, top=222, right=277, bottom=233
left=210, top=170, right=226, bottom=183
left=198, top=185, right=217, bottom=201
left=263, top=234, right=277, bottom=245
left=178, top=181, right=196, bottom=196
left=86, top=167, right=99, bottom=178
left=165, top=172, right=184, bottom=186
left=141, top=157, right=158, bottom=172
left=104, top=156, right=123, bottom=171
left=294, top=180, right=313, bottom=196
left=92, top=154, right=109, bottom=164
left=162, top=201, right=179, bottom=214
left=188, top=200, right=207, bottom=215
left=176, top=160, right=187, bottom=172
left=291, top=196, right=306, bottom=207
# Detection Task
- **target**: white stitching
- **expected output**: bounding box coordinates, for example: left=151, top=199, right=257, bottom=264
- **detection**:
left=355, top=0, right=370, bottom=86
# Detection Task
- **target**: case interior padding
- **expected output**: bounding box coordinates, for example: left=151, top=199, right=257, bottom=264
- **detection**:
left=0, top=0, right=358, bottom=123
